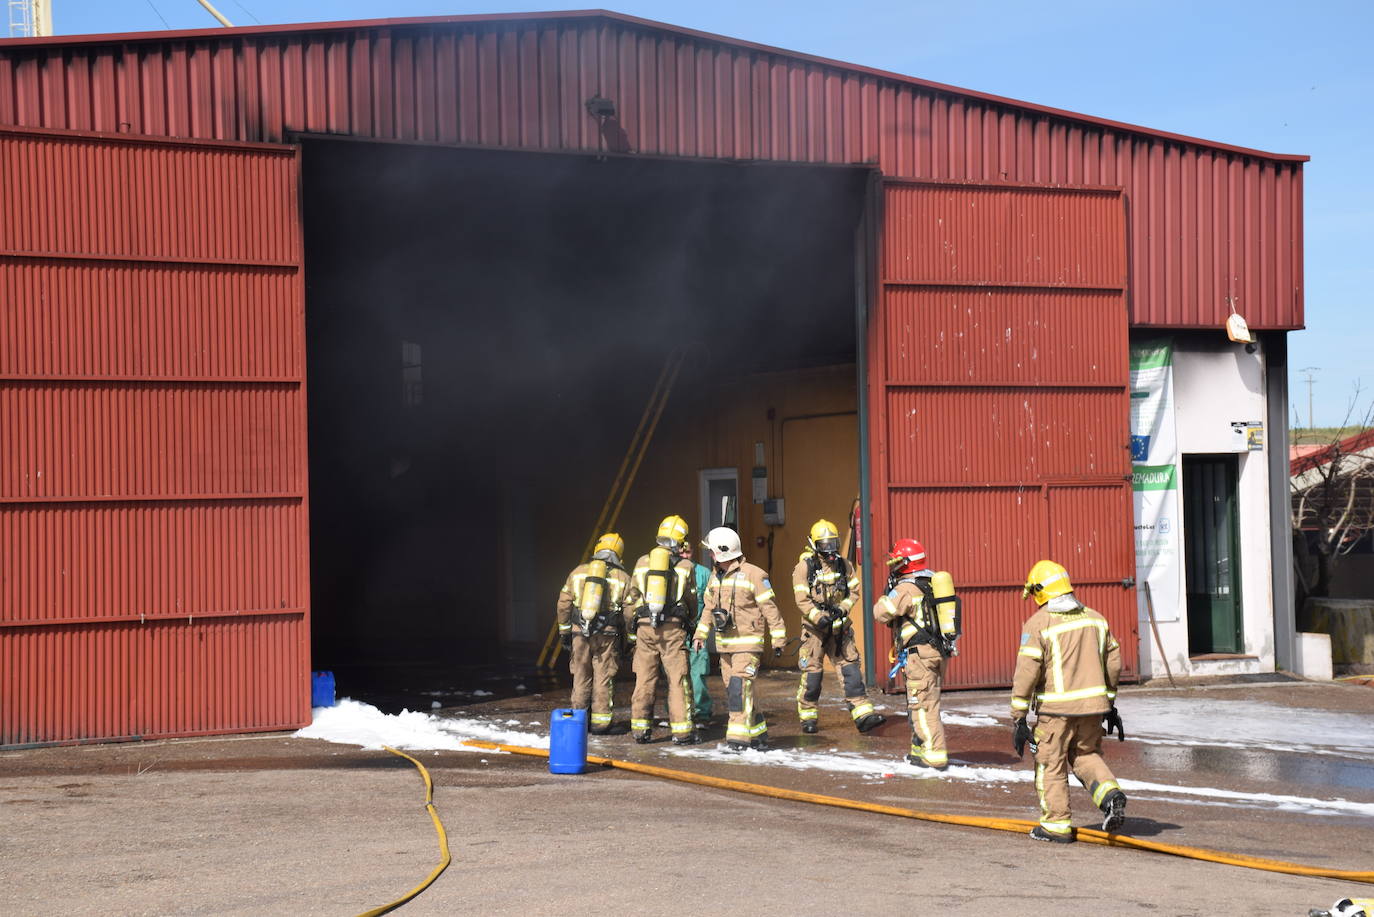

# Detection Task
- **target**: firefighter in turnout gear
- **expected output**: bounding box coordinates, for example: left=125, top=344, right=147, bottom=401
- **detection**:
left=792, top=519, right=885, bottom=735
left=1012, top=560, right=1128, bottom=843
left=693, top=526, right=788, bottom=751
left=555, top=533, right=632, bottom=734
left=873, top=538, right=960, bottom=769
left=623, top=515, right=700, bottom=745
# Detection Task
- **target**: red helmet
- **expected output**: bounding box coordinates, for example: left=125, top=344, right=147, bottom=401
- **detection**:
left=888, top=538, right=929, bottom=576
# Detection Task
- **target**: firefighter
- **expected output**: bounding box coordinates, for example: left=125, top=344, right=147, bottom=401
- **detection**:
left=792, top=519, right=885, bottom=735
left=693, top=526, right=788, bottom=751
left=682, top=542, right=715, bottom=726
left=873, top=538, right=960, bottom=769
left=555, top=532, right=632, bottom=734
left=1012, top=559, right=1128, bottom=843
left=623, top=515, right=700, bottom=745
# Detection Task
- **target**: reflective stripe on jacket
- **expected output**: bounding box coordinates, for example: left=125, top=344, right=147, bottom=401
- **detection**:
left=695, top=559, right=786, bottom=650
left=1010, top=603, right=1121, bottom=718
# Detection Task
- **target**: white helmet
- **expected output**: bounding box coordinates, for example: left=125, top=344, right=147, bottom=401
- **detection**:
left=705, top=526, right=743, bottom=563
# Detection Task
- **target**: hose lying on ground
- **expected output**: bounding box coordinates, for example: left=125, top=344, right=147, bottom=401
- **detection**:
left=356, top=745, right=452, bottom=917
left=460, top=738, right=1374, bottom=886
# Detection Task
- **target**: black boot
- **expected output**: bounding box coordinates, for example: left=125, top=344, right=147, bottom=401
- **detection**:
left=1100, top=789, right=1127, bottom=832
left=633, top=729, right=652, bottom=744
left=801, top=720, right=819, bottom=735
left=672, top=731, right=701, bottom=746
left=1029, top=825, right=1075, bottom=844
left=855, top=713, right=886, bottom=734
left=723, top=740, right=749, bottom=754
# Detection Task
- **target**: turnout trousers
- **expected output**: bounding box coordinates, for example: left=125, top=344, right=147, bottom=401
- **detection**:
left=688, top=641, right=714, bottom=720
left=1031, top=714, right=1120, bottom=837
left=719, top=651, right=767, bottom=744
left=630, top=622, right=695, bottom=738
left=569, top=633, right=620, bottom=729
left=796, top=628, right=876, bottom=727
left=903, top=644, right=948, bottom=766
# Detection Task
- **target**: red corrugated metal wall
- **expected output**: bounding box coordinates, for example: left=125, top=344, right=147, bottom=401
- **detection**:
left=0, top=128, right=308, bottom=745
left=869, top=179, right=1138, bottom=690
left=0, top=13, right=1303, bottom=329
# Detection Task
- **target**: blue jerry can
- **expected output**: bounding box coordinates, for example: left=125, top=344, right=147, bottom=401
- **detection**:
left=549, top=708, right=588, bottom=774
left=311, top=671, right=336, bottom=708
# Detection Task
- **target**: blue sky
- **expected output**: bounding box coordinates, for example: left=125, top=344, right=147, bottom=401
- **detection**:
left=36, top=0, right=1374, bottom=428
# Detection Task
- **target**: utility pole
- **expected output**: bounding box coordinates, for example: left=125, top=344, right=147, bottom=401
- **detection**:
left=1299, top=366, right=1320, bottom=431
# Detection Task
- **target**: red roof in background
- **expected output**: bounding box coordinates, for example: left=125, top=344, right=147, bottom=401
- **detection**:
left=1291, top=429, right=1374, bottom=476
left=0, top=9, right=1308, bottom=165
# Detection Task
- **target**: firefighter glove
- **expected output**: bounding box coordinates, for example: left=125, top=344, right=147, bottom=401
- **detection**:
left=1013, top=718, right=1037, bottom=758
left=1103, top=705, right=1125, bottom=742
left=773, top=645, right=785, bottom=658
left=560, top=633, right=572, bottom=652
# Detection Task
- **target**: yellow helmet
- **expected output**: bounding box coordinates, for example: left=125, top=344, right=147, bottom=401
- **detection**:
left=592, top=532, right=624, bottom=561
left=1022, top=560, right=1073, bottom=606
left=655, top=514, right=689, bottom=550
left=808, top=518, right=841, bottom=556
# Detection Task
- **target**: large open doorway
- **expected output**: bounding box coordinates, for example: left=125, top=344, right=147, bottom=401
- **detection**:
left=299, top=138, right=870, bottom=701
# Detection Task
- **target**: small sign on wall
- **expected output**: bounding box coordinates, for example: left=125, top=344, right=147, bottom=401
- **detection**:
left=1230, top=421, right=1264, bottom=452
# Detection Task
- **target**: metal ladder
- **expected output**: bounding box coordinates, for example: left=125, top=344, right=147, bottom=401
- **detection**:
left=535, top=349, right=686, bottom=670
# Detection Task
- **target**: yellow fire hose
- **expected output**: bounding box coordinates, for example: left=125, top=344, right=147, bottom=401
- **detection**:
left=459, top=738, right=1374, bottom=886
left=356, top=746, right=452, bottom=917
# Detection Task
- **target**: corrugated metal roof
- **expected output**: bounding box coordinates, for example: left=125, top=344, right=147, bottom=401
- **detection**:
left=0, top=9, right=1311, bottom=164
left=0, top=11, right=1305, bottom=330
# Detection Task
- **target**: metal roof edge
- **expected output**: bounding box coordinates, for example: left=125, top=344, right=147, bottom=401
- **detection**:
left=0, top=8, right=1311, bottom=164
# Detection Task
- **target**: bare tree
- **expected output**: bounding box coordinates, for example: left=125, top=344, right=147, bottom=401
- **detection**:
left=1291, top=386, right=1374, bottom=600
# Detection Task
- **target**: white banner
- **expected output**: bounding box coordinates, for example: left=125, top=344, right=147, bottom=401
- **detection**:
left=1130, top=339, right=1182, bottom=623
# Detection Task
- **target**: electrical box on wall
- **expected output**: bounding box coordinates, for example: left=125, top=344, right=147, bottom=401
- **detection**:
left=763, top=498, right=785, bottom=526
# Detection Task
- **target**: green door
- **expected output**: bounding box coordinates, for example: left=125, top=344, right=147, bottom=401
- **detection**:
left=1184, top=456, right=1243, bottom=654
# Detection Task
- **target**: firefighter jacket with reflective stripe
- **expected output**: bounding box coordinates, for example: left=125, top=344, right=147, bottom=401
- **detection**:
left=873, top=578, right=935, bottom=648
left=694, top=559, right=787, bottom=652
left=1010, top=603, right=1121, bottom=718
left=624, top=555, right=697, bottom=625
left=556, top=562, right=632, bottom=636
left=792, top=552, right=861, bottom=633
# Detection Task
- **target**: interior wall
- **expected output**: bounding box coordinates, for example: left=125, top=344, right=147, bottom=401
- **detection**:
left=595, top=364, right=862, bottom=669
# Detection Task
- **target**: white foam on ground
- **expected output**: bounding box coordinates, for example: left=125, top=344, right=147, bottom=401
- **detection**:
left=295, top=699, right=549, bottom=751
left=296, top=699, right=477, bottom=751
left=296, top=702, right=1374, bottom=818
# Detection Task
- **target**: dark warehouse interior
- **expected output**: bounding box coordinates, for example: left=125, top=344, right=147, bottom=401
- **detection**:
left=300, top=137, right=870, bottom=692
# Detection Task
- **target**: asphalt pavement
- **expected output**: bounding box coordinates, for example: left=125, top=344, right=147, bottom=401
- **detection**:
left=1, top=671, right=1370, bottom=916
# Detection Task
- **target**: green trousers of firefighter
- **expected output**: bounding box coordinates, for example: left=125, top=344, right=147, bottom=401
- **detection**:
left=688, top=641, right=714, bottom=721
